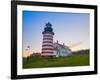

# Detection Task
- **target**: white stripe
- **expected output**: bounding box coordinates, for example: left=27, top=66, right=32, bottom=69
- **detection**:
left=42, top=46, right=53, bottom=49
left=43, top=37, right=53, bottom=39
left=42, top=50, right=54, bottom=52
left=43, top=39, right=53, bottom=41
left=43, top=33, right=53, bottom=36
left=42, top=43, right=53, bottom=45
left=44, top=34, right=53, bottom=36
left=43, top=39, right=53, bottom=42
left=43, top=35, right=53, bottom=37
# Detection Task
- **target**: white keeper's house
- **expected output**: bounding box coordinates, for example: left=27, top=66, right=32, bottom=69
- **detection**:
left=53, top=41, right=72, bottom=57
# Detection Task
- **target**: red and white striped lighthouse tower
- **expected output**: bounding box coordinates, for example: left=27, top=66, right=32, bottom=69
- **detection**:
left=41, top=22, right=54, bottom=56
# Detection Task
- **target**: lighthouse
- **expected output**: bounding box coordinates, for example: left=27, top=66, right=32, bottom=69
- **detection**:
left=41, top=22, right=54, bottom=56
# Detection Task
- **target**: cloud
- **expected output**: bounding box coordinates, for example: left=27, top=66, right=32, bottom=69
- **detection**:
left=68, top=41, right=82, bottom=48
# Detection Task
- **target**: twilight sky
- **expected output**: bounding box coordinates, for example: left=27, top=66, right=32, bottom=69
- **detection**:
left=22, top=11, right=90, bottom=57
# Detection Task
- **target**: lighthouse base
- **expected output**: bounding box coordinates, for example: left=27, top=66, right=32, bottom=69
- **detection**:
left=41, top=53, right=56, bottom=58
left=41, top=53, right=55, bottom=56
left=41, top=54, right=56, bottom=60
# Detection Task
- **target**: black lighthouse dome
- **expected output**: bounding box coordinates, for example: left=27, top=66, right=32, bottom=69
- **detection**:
left=43, top=22, right=54, bottom=35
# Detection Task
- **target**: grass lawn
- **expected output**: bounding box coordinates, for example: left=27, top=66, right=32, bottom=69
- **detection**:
left=23, top=54, right=89, bottom=69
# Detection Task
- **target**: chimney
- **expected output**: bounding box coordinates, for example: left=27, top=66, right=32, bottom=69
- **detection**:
left=63, top=43, right=65, bottom=46
left=57, top=40, right=59, bottom=44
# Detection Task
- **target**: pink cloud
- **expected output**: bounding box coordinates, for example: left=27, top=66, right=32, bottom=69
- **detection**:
left=68, top=41, right=82, bottom=48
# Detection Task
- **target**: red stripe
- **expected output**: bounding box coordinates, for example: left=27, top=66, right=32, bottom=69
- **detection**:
left=43, top=41, right=53, bottom=44
left=42, top=32, right=54, bottom=35
left=42, top=52, right=53, bottom=53
left=42, top=49, right=53, bottom=52
left=42, top=45, right=53, bottom=47
left=42, top=48, right=54, bottom=50
left=44, top=33, right=52, bottom=35
left=43, top=37, right=53, bottom=39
